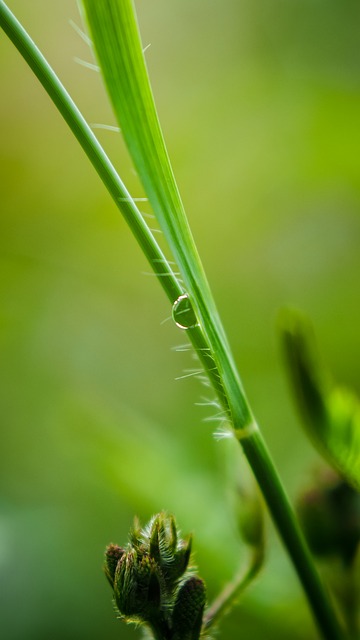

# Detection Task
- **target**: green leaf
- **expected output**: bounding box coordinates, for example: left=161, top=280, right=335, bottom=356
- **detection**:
left=80, top=0, right=213, bottom=313
left=279, top=309, right=360, bottom=490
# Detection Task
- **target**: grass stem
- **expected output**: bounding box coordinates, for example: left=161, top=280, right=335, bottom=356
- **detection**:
left=241, top=429, right=343, bottom=640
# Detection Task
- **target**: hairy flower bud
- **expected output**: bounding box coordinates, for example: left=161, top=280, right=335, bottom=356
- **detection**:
left=104, top=513, right=206, bottom=639
left=171, top=576, right=206, bottom=640
left=113, top=550, right=161, bottom=621
left=104, top=544, right=125, bottom=588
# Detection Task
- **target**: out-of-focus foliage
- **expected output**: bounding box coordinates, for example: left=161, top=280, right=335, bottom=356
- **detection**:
left=1, top=1, right=360, bottom=639
left=280, top=310, right=360, bottom=489
left=297, top=468, right=360, bottom=632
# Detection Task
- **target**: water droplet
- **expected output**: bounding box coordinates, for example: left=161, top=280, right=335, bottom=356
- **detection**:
left=172, top=294, right=198, bottom=330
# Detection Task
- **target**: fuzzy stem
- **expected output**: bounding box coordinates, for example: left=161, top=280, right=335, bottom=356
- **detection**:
left=0, top=0, right=232, bottom=415
left=0, top=0, right=182, bottom=305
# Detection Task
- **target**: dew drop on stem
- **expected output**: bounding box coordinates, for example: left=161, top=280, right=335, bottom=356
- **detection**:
left=172, top=294, right=198, bottom=330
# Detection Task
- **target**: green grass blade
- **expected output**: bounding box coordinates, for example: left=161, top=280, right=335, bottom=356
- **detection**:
left=81, top=0, right=253, bottom=430
left=0, top=0, right=231, bottom=422
left=80, top=0, right=216, bottom=313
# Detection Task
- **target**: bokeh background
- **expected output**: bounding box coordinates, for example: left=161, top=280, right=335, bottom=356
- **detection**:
left=1, top=1, right=360, bottom=638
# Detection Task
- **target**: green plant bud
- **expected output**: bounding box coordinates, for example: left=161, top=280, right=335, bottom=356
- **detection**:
left=168, top=515, right=178, bottom=553
left=113, top=550, right=161, bottom=621
left=104, top=513, right=206, bottom=637
left=171, top=576, right=206, bottom=640
left=157, top=513, right=178, bottom=558
left=169, top=536, right=192, bottom=582
left=148, top=513, right=192, bottom=584
left=129, top=516, right=143, bottom=551
left=104, top=544, right=125, bottom=588
left=298, top=469, right=360, bottom=565
left=149, top=516, right=162, bottom=564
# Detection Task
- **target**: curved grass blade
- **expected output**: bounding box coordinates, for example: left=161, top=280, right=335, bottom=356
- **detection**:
left=79, top=0, right=218, bottom=318
left=80, top=0, right=253, bottom=431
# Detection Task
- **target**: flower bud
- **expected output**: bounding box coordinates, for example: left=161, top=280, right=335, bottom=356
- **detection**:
left=113, top=550, right=161, bottom=621
left=104, top=513, right=206, bottom=638
left=171, top=576, right=206, bottom=640
left=104, top=544, right=124, bottom=588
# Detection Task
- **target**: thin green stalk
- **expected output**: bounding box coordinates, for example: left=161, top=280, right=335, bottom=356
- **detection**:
left=0, top=0, right=232, bottom=408
left=0, top=0, right=232, bottom=430
left=241, top=429, right=342, bottom=640
left=0, top=1, right=181, bottom=305
left=0, top=3, right=344, bottom=638
left=203, top=546, right=264, bottom=632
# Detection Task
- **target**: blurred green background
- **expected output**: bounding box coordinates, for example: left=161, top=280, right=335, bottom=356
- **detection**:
left=1, top=1, right=360, bottom=638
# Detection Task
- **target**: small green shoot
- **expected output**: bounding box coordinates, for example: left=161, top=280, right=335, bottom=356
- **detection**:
left=279, top=309, right=360, bottom=490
